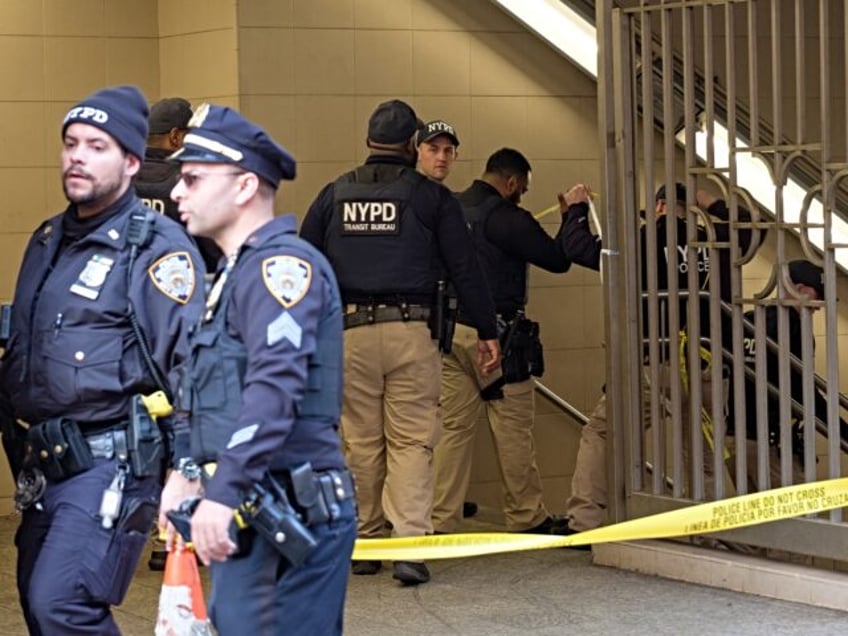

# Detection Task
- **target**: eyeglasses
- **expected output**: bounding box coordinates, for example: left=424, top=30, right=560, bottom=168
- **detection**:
left=178, top=170, right=245, bottom=189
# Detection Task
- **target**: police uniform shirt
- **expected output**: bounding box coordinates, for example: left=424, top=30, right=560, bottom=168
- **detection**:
left=202, top=215, right=346, bottom=508
left=458, top=180, right=573, bottom=316
left=301, top=154, right=498, bottom=341
left=0, top=187, right=205, bottom=424
left=562, top=201, right=602, bottom=272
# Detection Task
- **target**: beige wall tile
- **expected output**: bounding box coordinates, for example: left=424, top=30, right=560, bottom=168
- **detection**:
left=238, top=0, right=294, bottom=27
left=535, top=411, right=580, bottom=478
left=469, top=96, right=527, bottom=159
left=0, top=168, right=49, bottom=233
left=239, top=94, right=297, bottom=152
left=0, top=36, right=45, bottom=100
left=293, top=0, right=354, bottom=28
left=412, top=30, right=470, bottom=95
left=44, top=0, right=104, bottom=36
left=354, top=0, right=412, bottom=29
left=354, top=30, right=413, bottom=95
left=469, top=32, right=534, bottom=96
left=294, top=95, right=358, bottom=163
left=0, top=233, right=28, bottom=299
left=293, top=29, right=355, bottom=94
left=44, top=37, right=108, bottom=101
left=0, top=0, right=42, bottom=35
left=105, top=39, right=159, bottom=98
left=0, top=101, right=47, bottom=168
left=158, top=0, right=236, bottom=37
left=159, top=31, right=238, bottom=98
left=106, top=0, right=158, bottom=37
left=238, top=27, right=295, bottom=94
left=526, top=97, right=599, bottom=160
left=412, top=0, right=520, bottom=33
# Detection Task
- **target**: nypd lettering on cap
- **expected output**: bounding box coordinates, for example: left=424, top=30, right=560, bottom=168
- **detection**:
left=148, top=251, right=196, bottom=304
left=262, top=255, right=311, bottom=308
left=340, top=200, right=401, bottom=235
left=426, top=121, right=454, bottom=136
left=64, top=106, right=109, bottom=125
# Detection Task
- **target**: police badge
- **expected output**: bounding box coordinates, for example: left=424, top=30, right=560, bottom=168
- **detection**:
left=70, top=254, right=115, bottom=300
left=148, top=252, right=196, bottom=303
left=262, top=255, right=311, bottom=308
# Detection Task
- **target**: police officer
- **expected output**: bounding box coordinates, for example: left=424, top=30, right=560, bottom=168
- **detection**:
left=301, top=99, right=500, bottom=586
left=158, top=104, right=357, bottom=635
left=0, top=85, right=205, bottom=635
left=564, top=184, right=761, bottom=535
left=416, top=119, right=460, bottom=184
left=732, top=260, right=848, bottom=491
left=415, top=119, right=480, bottom=520
left=135, top=97, right=223, bottom=273
left=432, top=148, right=592, bottom=535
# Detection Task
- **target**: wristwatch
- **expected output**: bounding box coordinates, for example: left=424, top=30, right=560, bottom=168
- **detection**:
left=177, top=457, right=202, bottom=482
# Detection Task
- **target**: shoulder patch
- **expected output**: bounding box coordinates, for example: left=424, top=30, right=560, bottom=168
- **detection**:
left=148, top=251, right=196, bottom=304
left=262, top=255, right=312, bottom=308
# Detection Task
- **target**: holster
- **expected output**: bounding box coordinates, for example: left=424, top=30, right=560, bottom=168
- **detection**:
left=500, top=315, right=544, bottom=384
left=27, top=418, right=94, bottom=482
left=242, top=477, right=318, bottom=568
left=428, top=281, right=457, bottom=353
left=127, top=395, right=165, bottom=479
left=1, top=414, right=27, bottom=479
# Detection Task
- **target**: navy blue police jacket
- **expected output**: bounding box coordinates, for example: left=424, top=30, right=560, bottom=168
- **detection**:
left=0, top=188, right=205, bottom=425
left=184, top=215, right=346, bottom=509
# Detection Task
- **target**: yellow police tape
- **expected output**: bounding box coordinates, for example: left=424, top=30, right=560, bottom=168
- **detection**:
left=351, top=477, right=848, bottom=561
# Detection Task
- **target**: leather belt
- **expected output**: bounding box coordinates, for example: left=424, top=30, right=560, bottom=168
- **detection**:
left=343, top=303, right=430, bottom=330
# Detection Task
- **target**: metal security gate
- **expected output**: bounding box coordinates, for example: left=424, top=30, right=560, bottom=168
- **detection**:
left=598, top=0, right=848, bottom=560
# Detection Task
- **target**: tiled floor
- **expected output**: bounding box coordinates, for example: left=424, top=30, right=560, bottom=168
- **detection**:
left=2, top=511, right=848, bottom=635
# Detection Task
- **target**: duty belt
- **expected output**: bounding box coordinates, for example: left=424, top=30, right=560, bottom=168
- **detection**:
left=343, top=303, right=430, bottom=330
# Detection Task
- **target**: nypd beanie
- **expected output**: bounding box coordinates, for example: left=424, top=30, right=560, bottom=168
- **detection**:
left=62, top=85, right=149, bottom=160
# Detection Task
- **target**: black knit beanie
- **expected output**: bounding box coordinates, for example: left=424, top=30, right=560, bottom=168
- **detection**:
left=61, top=85, right=149, bottom=160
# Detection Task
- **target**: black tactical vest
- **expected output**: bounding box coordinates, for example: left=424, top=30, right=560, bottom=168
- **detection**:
left=180, top=235, right=343, bottom=464
left=459, top=191, right=528, bottom=316
left=327, top=165, right=442, bottom=302
left=135, top=160, right=180, bottom=220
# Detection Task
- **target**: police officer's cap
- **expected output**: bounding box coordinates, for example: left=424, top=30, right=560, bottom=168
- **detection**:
left=417, top=120, right=460, bottom=147
left=655, top=182, right=687, bottom=205
left=788, top=260, right=826, bottom=299
left=169, top=103, right=296, bottom=188
left=368, top=99, right=420, bottom=145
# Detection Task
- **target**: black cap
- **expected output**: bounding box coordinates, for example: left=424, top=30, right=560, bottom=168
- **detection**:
left=62, top=85, right=149, bottom=160
left=788, top=260, right=826, bottom=299
left=149, top=97, right=192, bottom=134
left=417, top=120, right=460, bottom=147
left=169, top=103, right=296, bottom=188
left=367, top=99, right=419, bottom=144
left=655, top=182, right=687, bottom=204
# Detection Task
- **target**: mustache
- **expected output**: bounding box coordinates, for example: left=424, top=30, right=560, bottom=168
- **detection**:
left=63, top=167, right=92, bottom=180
